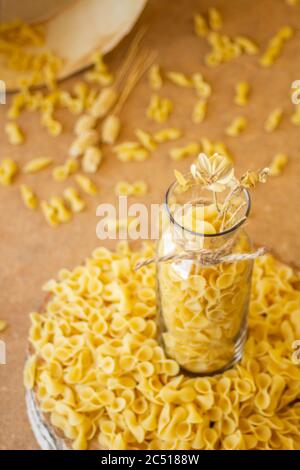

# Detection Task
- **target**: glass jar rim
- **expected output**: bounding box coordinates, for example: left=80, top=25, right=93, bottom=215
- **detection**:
left=165, top=178, right=251, bottom=238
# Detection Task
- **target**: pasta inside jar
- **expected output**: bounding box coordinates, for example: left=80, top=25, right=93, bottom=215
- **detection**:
left=157, top=175, right=253, bottom=375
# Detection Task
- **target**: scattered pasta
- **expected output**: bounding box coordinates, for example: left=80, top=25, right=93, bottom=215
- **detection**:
left=147, top=95, right=173, bottom=123
left=153, top=128, right=182, bottom=143
left=226, top=116, right=247, bottom=136
left=64, top=188, right=86, bottom=213
left=113, top=142, right=149, bottom=162
left=192, top=73, right=212, bottom=99
left=90, top=88, right=118, bottom=119
left=148, top=65, right=163, bottom=91
left=59, top=91, right=83, bottom=115
left=235, top=36, right=259, bottom=55
left=269, top=153, right=288, bottom=176
left=69, top=130, right=99, bottom=159
left=115, top=180, right=148, bottom=197
left=85, top=52, right=114, bottom=86
left=170, top=142, right=200, bottom=161
left=0, top=320, right=7, bottom=332
left=208, top=7, right=222, bottom=31
left=23, top=157, right=53, bottom=174
left=135, top=129, right=157, bottom=151
left=52, top=159, right=78, bottom=182
left=193, top=8, right=258, bottom=66
left=166, top=72, right=193, bottom=88
left=291, top=105, right=300, bottom=126
left=264, top=108, right=283, bottom=133
left=260, top=26, right=294, bottom=67
left=50, top=196, right=72, bottom=223
left=0, top=158, right=18, bottom=186
left=20, top=184, right=38, bottom=210
left=41, top=201, right=59, bottom=227
left=192, top=100, right=207, bottom=123
left=82, top=147, right=103, bottom=173
left=194, top=14, right=209, bottom=38
left=101, top=115, right=121, bottom=145
left=74, top=115, right=97, bottom=136
left=205, top=32, right=242, bottom=66
left=75, top=175, right=98, bottom=196
left=41, top=113, right=63, bottom=137
left=235, top=81, right=250, bottom=106
left=5, top=122, right=25, bottom=145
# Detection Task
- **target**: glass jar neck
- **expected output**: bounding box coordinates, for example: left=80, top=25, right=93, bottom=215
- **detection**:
left=164, top=178, right=251, bottom=253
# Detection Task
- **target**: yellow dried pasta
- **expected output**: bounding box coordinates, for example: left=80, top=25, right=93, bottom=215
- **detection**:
left=85, top=52, right=114, bottom=86
left=41, top=113, right=63, bottom=137
left=20, top=184, right=38, bottom=210
left=260, top=26, right=294, bottom=67
left=158, top=204, right=252, bottom=374
left=235, top=36, right=259, bottom=55
left=192, top=100, right=207, bottom=123
left=69, top=131, right=99, bottom=159
left=101, top=115, right=121, bottom=145
left=0, top=320, right=7, bottom=332
left=82, top=147, right=103, bottom=174
left=166, top=72, right=193, bottom=88
left=269, top=153, right=288, bottom=176
left=291, top=105, right=300, bottom=126
left=24, top=241, right=300, bottom=450
left=170, top=142, right=200, bottom=161
left=59, top=91, right=83, bottom=115
left=235, top=81, right=250, bottom=106
left=52, top=159, right=78, bottom=182
left=135, top=129, right=157, bottom=151
left=200, top=138, right=233, bottom=162
left=113, top=142, right=149, bottom=162
left=114, top=181, right=133, bottom=196
left=50, top=196, right=72, bottom=223
left=148, top=64, right=163, bottom=91
left=23, top=157, right=53, bottom=174
left=132, top=180, right=148, bottom=196
left=90, top=88, right=118, bottom=119
left=7, top=93, right=27, bottom=119
left=63, top=188, right=86, bottom=213
left=153, top=128, right=182, bottom=143
left=264, top=108, right=283, bottom=132
left=5, top=122, right=25, bottom=145
left=23, top=354, right=37, bottom=390
left=115, top=180, right=148, bottom=197
left=75, top=175, right=98, bottom=196
left=194, top=13, right=209, bottom=38
left=208, top=7, right=222, bottom=31
left=0, top=158, right=18, bottom=186
left=146, top=95, right=173, bottom=123
left=74, top=115, right=97, bottom=136
left=226, top=116, right=247, bottom=136
left=202, top=22, right=258, bottom=67
left=41, top=201, right=59, bottom=227
left=192, top=73, right=212, bottom=99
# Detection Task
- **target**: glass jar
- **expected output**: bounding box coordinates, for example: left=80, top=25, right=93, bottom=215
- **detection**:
left=157, top=176, right=253, bottom=376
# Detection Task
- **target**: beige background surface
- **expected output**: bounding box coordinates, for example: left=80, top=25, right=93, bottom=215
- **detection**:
left=0, top=0, right=300, bottom=450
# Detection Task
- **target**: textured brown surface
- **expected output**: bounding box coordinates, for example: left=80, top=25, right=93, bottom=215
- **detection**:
left=0, top=0, right=300, bottom=450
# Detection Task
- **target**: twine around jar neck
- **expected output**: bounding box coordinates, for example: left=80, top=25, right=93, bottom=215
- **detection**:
left=134, top=240, right=267, bottom=271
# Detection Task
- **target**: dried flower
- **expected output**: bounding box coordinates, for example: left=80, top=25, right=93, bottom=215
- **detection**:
left=240, top=168, right=270, bottom=188
left=190, top=153, right=236, bottom=192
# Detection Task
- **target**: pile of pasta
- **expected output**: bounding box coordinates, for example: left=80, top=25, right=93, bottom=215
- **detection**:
left=24, top=242, right=300, bottom=450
